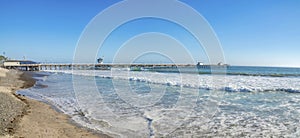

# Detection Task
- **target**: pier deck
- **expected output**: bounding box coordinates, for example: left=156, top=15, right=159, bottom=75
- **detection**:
left=3, top=63, right=206, bottom=71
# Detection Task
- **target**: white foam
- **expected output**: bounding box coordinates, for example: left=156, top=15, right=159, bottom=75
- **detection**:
left=21, top=70, right=300, bottom=137
left=46, top=70, right=300, bottom=93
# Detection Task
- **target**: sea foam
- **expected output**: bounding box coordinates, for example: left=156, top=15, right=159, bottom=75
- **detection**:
left=46, top=70, right=300, bottom=93
left=19, top=69, right=300, bottom=137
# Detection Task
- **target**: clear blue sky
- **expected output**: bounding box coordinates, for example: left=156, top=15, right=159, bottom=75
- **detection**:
left=1, top=0, right=299, bottom=67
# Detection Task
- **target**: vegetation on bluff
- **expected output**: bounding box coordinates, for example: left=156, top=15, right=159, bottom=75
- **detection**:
left=0, top=55, right=8, bottom=66
left=0, top=55, right=7, bottom=61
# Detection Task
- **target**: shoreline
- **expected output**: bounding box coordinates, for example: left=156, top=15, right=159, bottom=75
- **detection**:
left=0, top=68, right=109, bottom=138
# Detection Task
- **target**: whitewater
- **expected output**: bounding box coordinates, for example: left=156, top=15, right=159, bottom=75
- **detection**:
left=17, top=68, right=300, bottom=137
left=49, top=69, right=300, bottom=93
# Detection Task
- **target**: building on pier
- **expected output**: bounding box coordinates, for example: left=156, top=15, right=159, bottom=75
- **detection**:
left=3, top=60, right=39, bottom=71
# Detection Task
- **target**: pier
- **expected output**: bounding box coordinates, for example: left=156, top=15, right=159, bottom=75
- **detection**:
left=3, top=63, right=208, bottom=71
left=2, top=60, right=227, bottom=71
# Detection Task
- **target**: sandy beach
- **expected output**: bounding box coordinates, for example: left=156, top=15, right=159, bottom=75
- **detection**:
left=0, top=68, right=108, bottom=138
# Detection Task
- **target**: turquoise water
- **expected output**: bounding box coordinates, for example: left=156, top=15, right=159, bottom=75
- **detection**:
left=225, top=66, right=300, bottom=77
left=17, top=66, right=300, bottom=137
left=147, top=65, right=300, bottom=77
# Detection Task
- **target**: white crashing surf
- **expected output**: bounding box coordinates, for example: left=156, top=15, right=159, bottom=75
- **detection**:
left=46, top=69, right=300, bottom=93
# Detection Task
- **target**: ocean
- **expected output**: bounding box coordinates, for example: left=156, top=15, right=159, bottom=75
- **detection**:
left=17, top=66, right=300, bottom=137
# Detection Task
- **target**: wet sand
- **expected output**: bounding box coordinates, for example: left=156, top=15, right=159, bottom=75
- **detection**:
left=0, top=68, right=109, bottom=138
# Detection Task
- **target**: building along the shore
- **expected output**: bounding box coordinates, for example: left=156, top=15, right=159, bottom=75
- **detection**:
left=3, top=60, right=39, bottom=71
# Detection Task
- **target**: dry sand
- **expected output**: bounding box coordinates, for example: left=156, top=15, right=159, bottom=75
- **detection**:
left=0, top=68, right=109, bottom=138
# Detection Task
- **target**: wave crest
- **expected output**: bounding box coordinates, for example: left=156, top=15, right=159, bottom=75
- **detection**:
left=46, top=70, right=300, bottom=93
